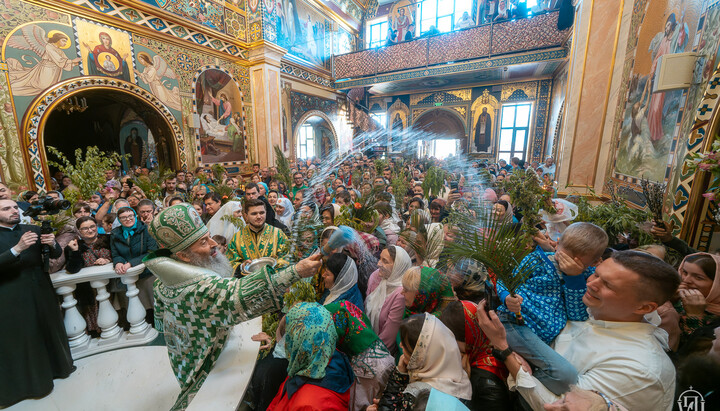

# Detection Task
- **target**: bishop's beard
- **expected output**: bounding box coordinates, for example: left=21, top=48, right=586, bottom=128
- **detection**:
left=187, top=248, right=234, bottom=278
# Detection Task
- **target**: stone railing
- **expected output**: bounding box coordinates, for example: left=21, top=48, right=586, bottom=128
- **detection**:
left=333, top=10, right=570, bottom=80
left=50, top=264, right=158, bottom=359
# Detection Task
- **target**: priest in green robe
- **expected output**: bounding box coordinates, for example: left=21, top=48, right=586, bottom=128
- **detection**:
left=226, top=198, right=289, bottom=273
left=0, top=199, right=74, bottom=407
left=146, top=203, right=321, bottom=410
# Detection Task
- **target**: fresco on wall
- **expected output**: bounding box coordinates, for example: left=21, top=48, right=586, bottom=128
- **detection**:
left=275, top=0, right=328, bottom=67
left=138, top=0, right=226, bottom=32
left=3, top=22, right=81, bottom=117
left=119, top=121, right=154, bottom=170
left=75, top=18, right=135, bottom=83
left=389, top=0, right=417, bottom=41
left=134, top=45, right=182, bottom=113
left=195, top=69, right=247, bottom=163
left=614, top=0, right=703, bottom=181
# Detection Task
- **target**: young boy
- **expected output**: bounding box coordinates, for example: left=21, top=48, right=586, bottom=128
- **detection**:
left=496, top=222, right=608, bottom=395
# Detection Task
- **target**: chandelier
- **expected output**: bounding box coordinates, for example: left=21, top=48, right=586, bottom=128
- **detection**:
left=57, top=96, right=88, bottom=115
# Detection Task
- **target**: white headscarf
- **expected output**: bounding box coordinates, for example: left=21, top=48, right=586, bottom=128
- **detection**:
left=276, top=197, right=294, bottom=228
left=424, top=222, right=445, bottom=269
left=365, top=245, right=412, bottom=332
left=323, top=255, right=358, bottom=305
left=405, top=314, right=472, bottom=400
left=207, top=201, right=242, bottom=241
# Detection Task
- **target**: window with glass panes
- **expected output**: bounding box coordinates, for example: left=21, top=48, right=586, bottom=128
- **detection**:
left=368, top=20, right=389, bottom=48
left=418, top=0, right=473, bottom=34
left=497, top=103, right=532, bottom=162
left=297, top=124, right=315, bottom=159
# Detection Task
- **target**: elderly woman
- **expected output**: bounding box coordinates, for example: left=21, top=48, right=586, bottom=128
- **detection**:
left=319, top=253, right=364, bottom=311
left=369, top=313, right=472, bottom=410
left=206, top=201, right=243, bottom=241
left=267, top=303, right=354, bottom=410
left=110, top=207, right=158, bottom=312
left=402, top=267, right=456, bottom=318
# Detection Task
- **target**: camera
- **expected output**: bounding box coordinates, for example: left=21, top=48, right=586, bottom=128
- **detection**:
left=24, top=196, right=71, bottom=219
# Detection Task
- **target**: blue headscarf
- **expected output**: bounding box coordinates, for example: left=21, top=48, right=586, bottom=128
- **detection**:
left=283, top=302, right=353, bottom=399
left=117, top=207, right=138, bottom=239
left=258, top=182, right=269, bottom=196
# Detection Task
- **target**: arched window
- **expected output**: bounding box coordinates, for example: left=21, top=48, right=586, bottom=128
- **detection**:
left=297, top=124, right=315, bottom=160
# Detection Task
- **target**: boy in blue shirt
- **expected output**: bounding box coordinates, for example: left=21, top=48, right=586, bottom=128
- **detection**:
left=496, top=222, right=608, bottom=394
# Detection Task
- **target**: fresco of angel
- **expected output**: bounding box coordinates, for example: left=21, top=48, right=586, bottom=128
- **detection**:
left=5, top=25, right=80, bottom=97
left=136, top=52, right=182, bottom=112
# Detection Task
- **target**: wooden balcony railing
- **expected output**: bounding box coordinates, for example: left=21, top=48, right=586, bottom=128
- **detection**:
left=333, top=11, right=570, bottom=80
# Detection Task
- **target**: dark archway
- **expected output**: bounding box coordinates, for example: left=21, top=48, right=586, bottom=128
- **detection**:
left=44, top=89, right=177, bottom=175
left=413, top=109, right=467, bottom=157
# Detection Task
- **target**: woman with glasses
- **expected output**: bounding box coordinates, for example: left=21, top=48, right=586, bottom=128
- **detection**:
left=110, top=207, right=158, bottom=316
left=65, top=216, right=113, bottom=335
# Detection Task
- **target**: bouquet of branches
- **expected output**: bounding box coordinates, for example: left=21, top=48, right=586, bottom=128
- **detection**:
left=132, top=168, right=174, bottom=202
left=273, top=145, right=292, bottom=188
left=47, top=146, right=126, bottom=199
left=501, top=168, right=555, bottom=237
left=334, top=195, right=379, bottom=233
left=640, top=177, right=666, bottom=224
left=422, top=166, right=447, bottom=198
left=441, top=206, right=537, bottom=324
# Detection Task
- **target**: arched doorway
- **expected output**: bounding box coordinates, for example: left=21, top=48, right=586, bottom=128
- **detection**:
left=294, top=111, right=338, bottom=160
left=21, top=77, right=184, bottom=192
left=413, top=109, right=467, bottom=159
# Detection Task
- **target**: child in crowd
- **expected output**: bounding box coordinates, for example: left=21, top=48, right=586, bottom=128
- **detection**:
left=212, top=234, right=227, bottom=254
left=496, top=222, right=608, bottom=394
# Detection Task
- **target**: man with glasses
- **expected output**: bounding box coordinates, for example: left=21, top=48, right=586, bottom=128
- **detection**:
left=290, top=172, right=307, bottom=200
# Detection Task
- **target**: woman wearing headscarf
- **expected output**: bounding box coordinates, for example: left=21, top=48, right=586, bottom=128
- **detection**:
left=365, top=245, right=412, bottom=355
left=440, top=300, right=511, bottom=410
left=275, top=197, right=294, bottom=228
left=401, top=267, right=456, bottom=318
left=110, top=206, right=158, bottom=311
left=319, top=253, right=364, bottom=311
left=673, top=253, right=720, bottom=351
left=325, top=300, right=395, bottom=411
left=369, top=313, right=472, bottom=410
left=319, top=225, right=379, bottom=299
left=206, top=200, right=243, bottom=241
left=267, top=303, right=354, bottom=410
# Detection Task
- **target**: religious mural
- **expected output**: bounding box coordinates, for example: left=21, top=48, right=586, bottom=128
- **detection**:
left=119, top=120, right=153, bottom=170
left=75, top=18, right=135, bottom=83
left=195, top=68, right=247, bottom=164
left=3, top=22, right=81, bottom=118
left=134, top=46, right=182, bottom=113
left=470, top=90, right=499, bottom=154
left=389, top=0, right=417, bottom=41
left=274, top=0, right=329, bottom=67
left=137, top=0, right=226, bottom=32
left=614, top=0, right=703, bottom=181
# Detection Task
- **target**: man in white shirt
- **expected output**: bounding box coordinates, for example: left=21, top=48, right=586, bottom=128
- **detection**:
left=477, top=250, right=679, bottom=411
left=541, top=156, right=556, bottom=176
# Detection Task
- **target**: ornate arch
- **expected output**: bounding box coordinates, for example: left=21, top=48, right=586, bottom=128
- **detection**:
left=412, top=107, right=468, bottom=137
left=192, top=65, right=250, bottom=165
left=293, top=110, right=338, bottom=160
left=21, top=76, right=185, bottom=192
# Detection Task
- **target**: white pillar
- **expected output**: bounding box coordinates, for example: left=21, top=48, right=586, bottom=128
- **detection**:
left=91, top=278, right=122, bottom=341
left=55, top=284, right=91, bottom=349
left=121, top=274, right=152, bottom=336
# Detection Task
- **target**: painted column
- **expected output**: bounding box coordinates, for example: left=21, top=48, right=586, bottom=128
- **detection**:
left=248, top=42, right=286, bottom=167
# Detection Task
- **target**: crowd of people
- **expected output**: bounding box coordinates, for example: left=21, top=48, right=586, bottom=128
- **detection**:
left=1, top=150, right=719, bottom=410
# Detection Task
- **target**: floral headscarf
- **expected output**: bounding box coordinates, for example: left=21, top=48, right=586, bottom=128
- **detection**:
left=405, top=267, right=456, bottom=318
left=285, top=302, right=338, bottom=379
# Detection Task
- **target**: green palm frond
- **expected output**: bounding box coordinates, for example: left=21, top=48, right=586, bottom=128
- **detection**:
left=441, top=206, right=536, bottom=295
left=273, top=145, right=292, bottom=187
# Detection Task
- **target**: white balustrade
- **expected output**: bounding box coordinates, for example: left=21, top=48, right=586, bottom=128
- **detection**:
left=51, top=264, right=158, bottom=359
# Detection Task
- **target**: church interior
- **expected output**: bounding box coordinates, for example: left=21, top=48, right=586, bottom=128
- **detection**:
left=2, top=0, right=720, bottom=409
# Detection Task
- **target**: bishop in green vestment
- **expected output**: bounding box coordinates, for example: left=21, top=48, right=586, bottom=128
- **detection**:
left=146, top=203, right=321, bottom=410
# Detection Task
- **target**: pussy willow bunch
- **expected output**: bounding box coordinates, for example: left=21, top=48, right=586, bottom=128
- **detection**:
left=640, top=177, right=666, bottom=224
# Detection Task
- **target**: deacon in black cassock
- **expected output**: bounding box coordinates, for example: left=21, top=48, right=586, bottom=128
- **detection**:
left=0, top=199, right=74, bottom=407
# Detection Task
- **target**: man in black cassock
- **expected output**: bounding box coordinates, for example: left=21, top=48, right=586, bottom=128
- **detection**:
left=0, top=199, right=74, bottom=407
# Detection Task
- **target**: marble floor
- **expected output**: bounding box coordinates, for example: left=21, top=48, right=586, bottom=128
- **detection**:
left=8, top=318, right=261, bottom=411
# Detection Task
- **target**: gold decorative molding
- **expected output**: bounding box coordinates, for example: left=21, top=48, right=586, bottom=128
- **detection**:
left=501, top=82, right=538, bottom=101
left=450, top=106, right=467, bottom=119
left=412, top=108, right=428, bottom=118
left=410, top=88, right=472, bottom=106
